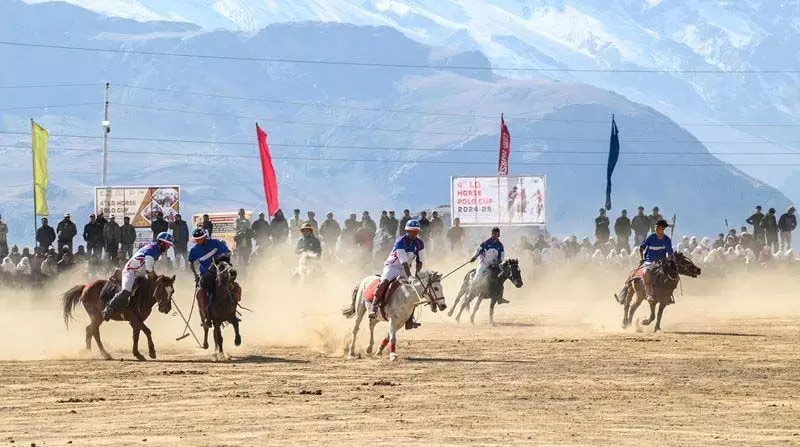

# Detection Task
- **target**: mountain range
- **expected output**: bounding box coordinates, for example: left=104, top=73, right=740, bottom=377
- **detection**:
left=0, top=0, right=793, bottom=244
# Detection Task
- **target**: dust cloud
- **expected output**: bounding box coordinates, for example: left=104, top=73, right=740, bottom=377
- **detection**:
left=0, top=247, right=798, bottom=361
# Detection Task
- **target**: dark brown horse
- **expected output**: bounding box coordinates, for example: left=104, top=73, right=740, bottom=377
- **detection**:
left=201, top=260, right=241, bottom=361
left=62, top=275, right=175, bottom=360
left=619, top=252, right=701, bottom=332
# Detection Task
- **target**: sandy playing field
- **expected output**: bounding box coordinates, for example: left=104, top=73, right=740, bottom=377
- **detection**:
left=0, top=264, right=798, bottom=446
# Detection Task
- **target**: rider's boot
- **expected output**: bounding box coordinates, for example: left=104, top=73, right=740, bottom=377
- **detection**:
left=203, top=285, right=216, bottom=328
left=643, top=270, right=655, bottom=304
left=102, top=289, right=131, bottom=321
left=369, top=280, right=390, bottom=320
left=405, top=315, right=421, bottom=330
left=496, top=295, right=510, bottom=305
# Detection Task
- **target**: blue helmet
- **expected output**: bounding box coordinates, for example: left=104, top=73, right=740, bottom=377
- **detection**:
left=156, top=232, right=174, bottom=247
left=192, top=227, right=208, bottom=240
left=405, top=219, right=421, bottom=231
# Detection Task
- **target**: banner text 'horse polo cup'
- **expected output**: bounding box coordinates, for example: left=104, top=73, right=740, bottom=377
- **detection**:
left=450, top=175, right=546, bottom=227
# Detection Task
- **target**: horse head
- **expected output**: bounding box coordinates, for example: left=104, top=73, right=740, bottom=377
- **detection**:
left=216, top=260, right=236, bottom=289
left=674, top=252, right=702, bottom=278
left=418, top=270, right=446, bottom=313
left=153, top=275, right=175, bottom=314
left=502, top=259, right=524, bottom=289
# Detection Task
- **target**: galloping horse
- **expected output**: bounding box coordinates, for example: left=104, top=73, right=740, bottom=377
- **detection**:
left=618, top=252, right=701, bottom=332
left=343, top=270, right=446, bottom=361
left=201, top=259, right=242, bottom=360
left=292, top=252, right=321, bottom=283
left=61, top=274, right=175, bottom=360
left=449, top=259, right=523, bottom=326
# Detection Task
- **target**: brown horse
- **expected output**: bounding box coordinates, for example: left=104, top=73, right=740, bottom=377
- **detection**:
left=61, top=275, right=175, bottom=360
left=619, top=252, right=701, bottom=332
left=201, top=260, right=241, bottom=361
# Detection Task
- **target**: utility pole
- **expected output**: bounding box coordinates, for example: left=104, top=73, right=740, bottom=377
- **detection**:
left=101, top=82, right=111, bottom=186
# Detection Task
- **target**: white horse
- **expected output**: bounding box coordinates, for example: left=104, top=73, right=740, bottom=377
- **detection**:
left=292, top=252, right=321, bottom=282
left=342, top=270, right=446, bottom=361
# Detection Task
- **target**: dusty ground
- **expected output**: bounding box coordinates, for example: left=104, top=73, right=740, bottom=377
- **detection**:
left=0, top=265, right=798, bottom=446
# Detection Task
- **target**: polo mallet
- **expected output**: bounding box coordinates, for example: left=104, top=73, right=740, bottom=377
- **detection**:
left=441, top=260, right=472, bottom=280
left=175, top=291, right=195, bottom=341
left=171, top=297, right=203, bottom=348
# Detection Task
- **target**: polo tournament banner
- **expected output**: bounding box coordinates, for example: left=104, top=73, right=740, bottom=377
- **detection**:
left=193, top=211, right=252, bottom=247
left=450, top=175, right=546, bottom=226
left=95, top=186, right=181, bottom=244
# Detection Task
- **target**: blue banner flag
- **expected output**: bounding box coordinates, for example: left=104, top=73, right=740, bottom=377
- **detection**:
left=605, top=115, right=619, bottom=211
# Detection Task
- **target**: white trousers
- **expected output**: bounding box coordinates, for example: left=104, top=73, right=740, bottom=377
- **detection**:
left=380, top=263, right=406, bottom=282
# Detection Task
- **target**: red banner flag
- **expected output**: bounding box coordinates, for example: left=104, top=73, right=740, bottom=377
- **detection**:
left=498, top=113, right=511, bottom=176
left=256, top=123, right=280, bottom=216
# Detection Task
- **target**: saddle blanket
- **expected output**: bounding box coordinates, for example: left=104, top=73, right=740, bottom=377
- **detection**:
left=195, top=282, right=242, bottom=310
left=363, top=278, right=402, bottom=303
left=626, top=267, right=645, bottom=283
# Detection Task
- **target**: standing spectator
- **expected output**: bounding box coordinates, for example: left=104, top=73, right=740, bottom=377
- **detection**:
left=95, top=212, right=108, bottom=258
left=712, top=233, right=725, bottom=250
left=41, top=251, right=58, bottom=278
left=150, top=211, right=169, bottom=241
left=534, top=234, right=551, bottom=251
left=306, top=211, right=319, bottom=233
left=631, top=206, right=650, bottom=245
left=361, top=211, right=377, bottom=233
left=56, top=213, right=77, bottom=252
left=725, top=229, right=739, bottom=247
left=251, top=213, right=271, bottom=250
left=83, top=214, right=104, bottom=259
left=418, top=211, right=431, bottom=245
left=270, top=209, right=289, bottom=244
left=398, top=210, right=412, bottom=238
left=120, top=216, right=137, bottom=258
left=9, top=246, right=21, bottom=265
left=761, top=208, right=779, bottom=251
left=170, top=213, right=190, bottom=268
left=103, top=215, right=122, bottom=262
left=234, top=208, right=253, bottom=265
left=35, top=217, right=56, bottom=252
left=379, top=210, right=390, bottom=233
left=30, top=247, right=45, bottom=277
left=385, top=211, right=399, bottom=237
left=356, top=221, right=376, bottom=265
left=0, top=214, right=8, bottom=258
left=594, top=208, right=610, bottom=245
left=342, top=213, right=359, bottom=246
left=430, top=211, right=444, bottom=253
left=446, top=217, right=466, bottom=252
left=778, top=206, right=797, bottom=250
left=739, top=226, right=754, bottom=251
left=648, top=206, right=664, bottom=232
left=746, top=205, right=764, bottom=244
left=289, top=209, right=303, bottom=239
left=200, top=214, right=214, bottom=237
left=319, top=212, right=342, bottom=257
left=614, top=209, right=632, bottom=252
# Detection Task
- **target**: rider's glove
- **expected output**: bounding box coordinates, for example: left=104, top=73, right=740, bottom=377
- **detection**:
left=469, top=256, right=477, bottom=262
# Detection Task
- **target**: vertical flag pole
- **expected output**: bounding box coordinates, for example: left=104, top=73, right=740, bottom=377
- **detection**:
left=31, top=118, right=37, bottom=236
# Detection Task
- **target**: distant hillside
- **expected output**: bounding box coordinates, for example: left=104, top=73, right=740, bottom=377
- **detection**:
left=0, top=0, right=791, bottom=244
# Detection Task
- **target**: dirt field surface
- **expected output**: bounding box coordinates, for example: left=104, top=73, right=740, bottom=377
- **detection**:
left=1, top=268, right=798, bottom=446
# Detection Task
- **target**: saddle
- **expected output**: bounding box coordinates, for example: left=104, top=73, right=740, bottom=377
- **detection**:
left=364, top=277, right=403, bottom=320
left=625, top=266, right=646, bottom=283
left=99, top=275, right=145, bottom=307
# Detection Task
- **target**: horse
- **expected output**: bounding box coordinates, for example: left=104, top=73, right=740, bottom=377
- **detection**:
left=618, top=252, right=701, bottom=332
left=448, top=259, right=523, bottom=326
left=292, top=252, right=321, bottom=283
left=342, top=270, right=446, bottom=361
left=201, top=259, right=242, bottom=361
left=61, top=274, right=175, bottom=360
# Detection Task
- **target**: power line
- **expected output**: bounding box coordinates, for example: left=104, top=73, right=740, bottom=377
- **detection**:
left=0, top=103, right=99, bottom=111
left=0, top=145, right=797, bottom=167
left=0, top=83, right=102, bottom=89
left=116, top=85, right=800, bottom=129
left=115, top=102, right=472, bottom=137
left=0, top=130, right=794, bottom=146
left=2, top=40, right=798, bottom=74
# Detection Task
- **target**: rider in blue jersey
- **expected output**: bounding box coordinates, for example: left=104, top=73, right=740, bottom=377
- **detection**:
left=188, top=228, right=232, bottom=328
left=639, top=219, right=674, bottom=303
left=469, top=227, right=509, bottom=304
left=370, top=220, right=425, bottom=321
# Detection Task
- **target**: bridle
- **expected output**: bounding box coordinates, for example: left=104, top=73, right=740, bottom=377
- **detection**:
left=152, top=276, right=174, bottom=312
left=410, top=272, right=444, bottom=307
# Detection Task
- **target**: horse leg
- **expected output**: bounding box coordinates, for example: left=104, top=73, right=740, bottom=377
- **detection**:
left=489, top=298, right=497, bottom=327
left=129, top=321, right=146, bottom=361
left=621, top=285, right=632, bottom=328
left=232, top=319, right=241, bottom=347
left=366, top=318, right=378, bottom=355
left=202, top=325, right=210, bottom=350
left=641, top=300, right=657, bottom=326
left=627, top=293, right=644, bottom=329
left=348, top=302, right=365, bottom=358
left=140, top=321, right=156, bottom=359
left=91, top=318, right=112, bottom=360
left=654, top=301, right=667, bottom=333
left=213, top=322, right=224, bottom=360
left=455, top=293, right=473, bottom=323
left=470, top=297, right=484, bottom=325
left=84, top=323, right=93, bottom=351
left=448, top=285, right=467, bottom=317
left=388, top=318, right=399, bottom=361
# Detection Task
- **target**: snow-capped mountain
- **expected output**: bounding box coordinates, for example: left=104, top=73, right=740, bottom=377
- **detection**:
left=22, top=0, right=800, bottom=198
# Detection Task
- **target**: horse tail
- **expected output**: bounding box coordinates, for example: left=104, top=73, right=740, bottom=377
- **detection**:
left=62, top=284, right=85, bottom=329
left=342, top=285, right=358, bottom=319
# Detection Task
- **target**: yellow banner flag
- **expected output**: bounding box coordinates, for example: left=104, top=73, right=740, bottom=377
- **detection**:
left=32, top=120, right=49, bottom=216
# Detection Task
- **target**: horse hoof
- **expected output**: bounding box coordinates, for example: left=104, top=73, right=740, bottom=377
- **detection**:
left=102, top=354, right=113, bottom=361
left=389, top=353, right=398, bottom=362
left=134, top=354, right=146, bottom=361
left=366, top=346, right=373, bottom=355
left=202, top=342, right=209, bottom=350
left=149, top=352, right=157, bottom=359
left=234, top=335, right=242, bottom=347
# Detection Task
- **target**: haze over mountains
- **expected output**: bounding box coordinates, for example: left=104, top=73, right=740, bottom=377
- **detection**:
left=0, top=0, right=793, bottom=242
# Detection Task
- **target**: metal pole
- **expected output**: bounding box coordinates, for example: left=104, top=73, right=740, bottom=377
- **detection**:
left=31, top=119, right=37, bottom=237
left=101, top=82, right=110, bottom=186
